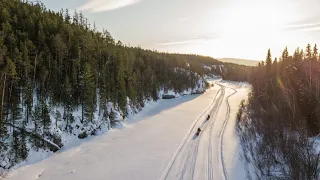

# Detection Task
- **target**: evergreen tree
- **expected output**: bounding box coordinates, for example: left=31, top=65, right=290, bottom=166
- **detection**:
left=32, top=104, right=42, bottom=148
left=306, top=43, right=312, bottom=59
left=273, top=57, right=278, bottom=75
left=313, top=44, right=318, bottom=61
left=82, top=63, right=95, bottom=123
left=0, top=34, right=7, bottom=138
left=42, top=103, right=51, bottom=136
left=11, top=130, right=20, bottom=164
left=115, top=47, right=127, bottom=115
left=19, top=123, right=28, bottom=160
left=266, top=49, right=272, bottom=72
left=293, top=47, right=302, bottom=64
left=64, top=9, right=71, bottom=24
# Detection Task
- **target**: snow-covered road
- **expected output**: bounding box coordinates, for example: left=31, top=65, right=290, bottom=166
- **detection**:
left=6, top=80, right=249, bottom=180
left=161, top=82, right=248, bottom=180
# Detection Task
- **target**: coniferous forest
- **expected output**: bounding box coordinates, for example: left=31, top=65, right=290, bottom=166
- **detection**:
left=0, top=0, right=250, bottom=168
left=238, top=45, right=320, bottom=179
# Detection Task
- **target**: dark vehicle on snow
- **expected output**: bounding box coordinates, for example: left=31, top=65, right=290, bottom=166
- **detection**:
left=196, top=128, right=201, bottom=136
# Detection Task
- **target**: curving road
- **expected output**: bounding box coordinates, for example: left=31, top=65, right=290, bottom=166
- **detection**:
left=161, top=83, right=238, bottom=180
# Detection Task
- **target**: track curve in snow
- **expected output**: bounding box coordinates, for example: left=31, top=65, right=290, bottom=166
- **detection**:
left=217, top=83, right=237, bottom=180
left=161, top=82, right=238, bottom=180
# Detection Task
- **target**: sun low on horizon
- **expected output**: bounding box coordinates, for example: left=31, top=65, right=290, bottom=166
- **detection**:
left=43, top=0, right=320, bottom=61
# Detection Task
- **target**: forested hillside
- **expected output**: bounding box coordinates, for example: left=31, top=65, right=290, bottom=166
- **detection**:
left=0, top=0, right=249, bottom=169
left=237, top=45, right=320, bottom=179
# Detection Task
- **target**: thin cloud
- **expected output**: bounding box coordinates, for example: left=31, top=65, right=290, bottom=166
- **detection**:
left=285, top=23, right=320, bottom=32
left=156, top=33, right=222, bottom=46
left=79, top=0, right=142, bottom=12
left=285, top=22, right=320, bottom=29
left=178, top=17, right=189, bottom=21
left=300, top=26, right=320, bottom=32
left=157, top=40, right=195, bottom=46
left=284, top=16, right=320, bottom=32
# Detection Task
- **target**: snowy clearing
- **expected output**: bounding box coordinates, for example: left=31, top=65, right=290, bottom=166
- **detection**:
left=5, top=80, right=249, bottom=180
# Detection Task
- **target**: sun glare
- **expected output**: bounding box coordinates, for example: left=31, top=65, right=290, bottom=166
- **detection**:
left=221, top=1, right=292, bottom=40
left=156, top=0, right=313, bottom=60
left=205, top=0, right=297, bottom=59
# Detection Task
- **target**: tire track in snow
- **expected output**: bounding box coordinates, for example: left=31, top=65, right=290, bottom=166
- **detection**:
left=189, top=139, right=200, bottom=179
left=207, top=85, right=225, bottom=180
left=176, top=140, right=196, bottom=178
left=180, top=85, right=224, bottom=180
left=177, top=138, right=200, bottom=180
left=160, top=86, right=223, bottom=180
left=201, top=85, right=225, bottom=132
left=217, top=84, right=237, bottom=180
left=161, top=82, right=236, bottom=180
left=171, top=84, right=225, bottom=180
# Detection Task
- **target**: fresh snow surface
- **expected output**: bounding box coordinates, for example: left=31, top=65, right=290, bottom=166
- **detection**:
left=162, top=80, right=249, bottom=180
left=5, top=80, right=249, bottom=180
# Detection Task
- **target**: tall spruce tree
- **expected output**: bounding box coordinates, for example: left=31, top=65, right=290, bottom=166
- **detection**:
left=82, top=63, right=95, bottom=123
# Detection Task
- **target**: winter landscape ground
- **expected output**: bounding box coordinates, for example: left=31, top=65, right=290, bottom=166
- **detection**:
left=4, top=79, right=250, bottom=180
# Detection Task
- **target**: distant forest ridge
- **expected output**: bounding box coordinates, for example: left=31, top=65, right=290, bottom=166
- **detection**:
left=218, top=58, right=259, bottom=66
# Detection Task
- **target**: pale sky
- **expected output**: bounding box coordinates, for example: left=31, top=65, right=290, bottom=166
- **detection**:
left=41, top=0, right=320, bottom=60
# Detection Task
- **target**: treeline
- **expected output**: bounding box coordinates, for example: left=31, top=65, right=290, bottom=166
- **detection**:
left=237, top=45, right=320, bottom=179
left=221, top=63, right=251, bottom=81
left=166, top=53, right=252, bottom=82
